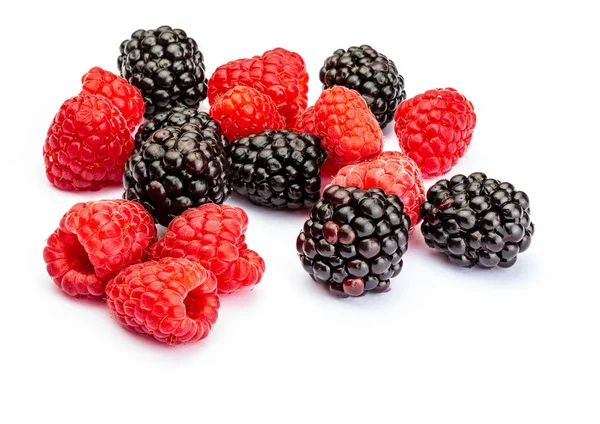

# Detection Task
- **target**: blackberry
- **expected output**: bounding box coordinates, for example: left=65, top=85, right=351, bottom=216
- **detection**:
left=296, top=185, right=410, bottom=297
left=319, top=45, right=405, bottom=129
left=420, top=172, right=534, bottom=268
left=118, top=25, right=208, bottom=118
left=229, top=130, right=326, bottom=209
left=134, top=105, right=227, bottom=151
left=123, top=123, right=231, bottom=226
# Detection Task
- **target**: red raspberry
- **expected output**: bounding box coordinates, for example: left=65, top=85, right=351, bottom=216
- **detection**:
left=331, top=151, right=426, bottom=229
left=43, top=200, right=157, bottom=297
left=80, top=67, right=144, bottom=131
left=394, top=87, right=476, bottom=178
left=294, top=105, right=316, bottom=134
left=209, top=86, right=285, bottom=141
left=105, top=257, right=219, bottom=344
left=149, top=204, right=265, bottom=294
left=313, top=86, right=383, bottom=164
left=43, top=94, right=134, bottom=191
left=208, top=48, right=308, bottom=127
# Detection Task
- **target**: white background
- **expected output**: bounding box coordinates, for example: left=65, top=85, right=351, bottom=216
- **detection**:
left=1, top=1, right=599, bottom=423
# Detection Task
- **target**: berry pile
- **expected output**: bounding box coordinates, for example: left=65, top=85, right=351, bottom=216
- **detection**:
left=44, top=201, right=264, bottom=344
left=41, top=29, right=534, bottom=345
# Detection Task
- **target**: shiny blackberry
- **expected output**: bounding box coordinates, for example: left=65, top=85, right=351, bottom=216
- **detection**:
left=118, top=25, right=208, bottom=118
left=420, top=172, right=534, bottom=268
left=123, top=123, right=231, bottom=226
left=134, top=105, right=227, bottom=151
left=296, top=185, right=410, bottom=297
left=229, top=130, right=326, bottom=209
left=319, top=45, right=405, bottom=129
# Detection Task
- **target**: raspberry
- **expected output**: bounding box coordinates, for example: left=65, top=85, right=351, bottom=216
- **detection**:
left=209, top=86, right=285, bottom=141
left=105, top=257, right=219, bottom=344
left=43, top=94, right=134, bottom=191
left=331, top=151, right=425, bottom=229
left=294, top=106, right=316, bottom=134
left=149, top=204, right=265, bottom=294
left=394, top=88, right=476, bottom=178
left=313, top=86, right=383, bottom=164
left=43, top=200, right=157, bottom=297
left=208, top=48, right=308, bottom=127
left=80, top=67, right=144, bottom=131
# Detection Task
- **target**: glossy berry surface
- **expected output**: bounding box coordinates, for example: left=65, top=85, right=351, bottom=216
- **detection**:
left=420, top=172, right=534, bottom=268
left=320, top=45, right=405, bottom=129
left=134, top=105, right=227, bottom=150
left=297, top=185, right=410, bottom=297
left=105, top=257, right=220, bottom=344
left=229, top=130, right=326, bottom=209
left=118, top=25, right=208, bottom=118
left=123, top=123, right=231, bottom=226
left=394, top=88, right=476, bottom=178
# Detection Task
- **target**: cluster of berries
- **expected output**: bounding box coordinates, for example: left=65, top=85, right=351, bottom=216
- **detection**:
left=44, top=200, right=264, bottom=344
left=42, top=25, right=534, bottom=344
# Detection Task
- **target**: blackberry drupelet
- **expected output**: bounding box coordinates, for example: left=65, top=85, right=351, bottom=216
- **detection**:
left=296, top=185, right=410, bottom=297
left=420, top=172, right=534, bottom=268
left=134, top=105, right=227, bottom=150
left=123, top=123, right=231, bottom=226
left=229, top=130, right=326, bottom=209
left=319, top=45, right=405, bottom=129
left=118, top=25, right=208, bottom=118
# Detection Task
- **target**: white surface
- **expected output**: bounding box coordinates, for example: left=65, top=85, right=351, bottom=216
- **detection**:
left=1, top=1, right=599, bottom=423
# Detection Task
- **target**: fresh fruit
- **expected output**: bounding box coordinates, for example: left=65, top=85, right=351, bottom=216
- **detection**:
left=149, top=204, right=265, bottom=293
left=394, top=88, right=476, bottom=178
left=134, top=105, right=227, bottom=150
left=331, top=151, right=425, bottom=229
left=296, top=185, right=410, bottom=297
left=420, top=172, right=534, bottom=268
left=105, top=257, right=219, bottom=344
left=117, top=25, right=208, bottom=118
left=80, top=66, right=144, bottom=131
left=43, top=94, right=134, bottom=191
left=209, top=86, right=286, bottom=141
left=229, top=130, right=326, bottom=209
left=124, top=123, right=231, bottom=226
left=43, top=200, right=157, bottom=297
left=313, top=86, right=383, bottom=164
left=319, top=45, right=405, bottom=129
left=208, top=48, right=308, bottom=127
left=294, top=105, right=316, bottom=134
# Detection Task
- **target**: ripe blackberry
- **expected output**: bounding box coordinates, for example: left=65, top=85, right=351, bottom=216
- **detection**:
left=296, top=185, right=410, bottom=297
left=229, top=130, right=326, bottom=209
left=319, top=45, right=405, bottom=129
left=134, top=105, right=227, bottom=151
left=420, top=172, right=534, bottom=268
left=123, top=123, right=231, bottom=226
left=118, top=25, right=208, bottom=118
